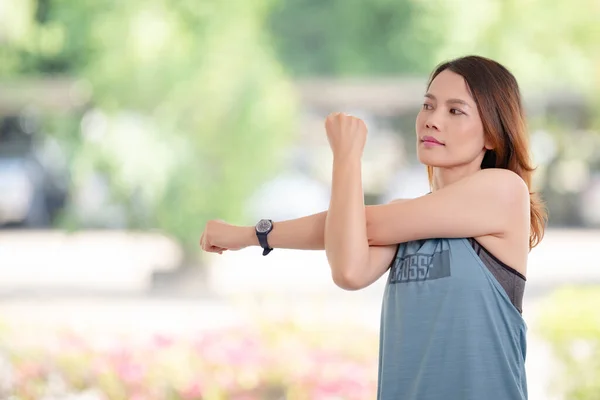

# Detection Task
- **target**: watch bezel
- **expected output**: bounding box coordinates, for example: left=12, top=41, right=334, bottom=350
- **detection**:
left=256, top=219, right=273, bottom=234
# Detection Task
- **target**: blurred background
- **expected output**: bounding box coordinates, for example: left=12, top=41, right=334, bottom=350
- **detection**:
left=0, top=0, right=599, bottom=399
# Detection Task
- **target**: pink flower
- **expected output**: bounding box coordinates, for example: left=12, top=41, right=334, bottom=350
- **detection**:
left=153, top=334, right=174, bottom=349
left=106, top=347, right=147, bottom=385
left=117, top=360, right=146, bottom=385
left=182, top=381, right=204, bottom=399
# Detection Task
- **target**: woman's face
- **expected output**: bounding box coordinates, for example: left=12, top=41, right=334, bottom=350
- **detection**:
left=415, top=69, right=490, bottom=168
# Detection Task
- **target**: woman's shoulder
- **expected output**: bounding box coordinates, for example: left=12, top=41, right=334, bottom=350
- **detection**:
left=467, top=169, right=530, bottom=275
left=457, top=168, right=530, bottom=217
left=470, top=168, right=529, bottom=199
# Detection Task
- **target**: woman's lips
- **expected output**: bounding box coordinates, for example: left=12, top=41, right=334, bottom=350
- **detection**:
left=421, top=136, right=444, bottom=146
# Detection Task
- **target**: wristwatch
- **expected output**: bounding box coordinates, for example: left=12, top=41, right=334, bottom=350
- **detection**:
left=255, top=219, right=274, bottom=256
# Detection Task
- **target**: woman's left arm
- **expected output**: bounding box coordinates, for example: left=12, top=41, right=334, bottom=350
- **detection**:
left=324, top=157, right=370, bottom=286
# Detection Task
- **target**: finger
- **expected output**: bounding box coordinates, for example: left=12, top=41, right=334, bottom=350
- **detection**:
left=208, top=246, right=226, bottom=254
left=341, top=113, right=352, bottom=128
left=359, top=118, right=367, bottom=130
left=325, top=113, right=337, bottom=127
left=202, top=233, right=212, bottom=252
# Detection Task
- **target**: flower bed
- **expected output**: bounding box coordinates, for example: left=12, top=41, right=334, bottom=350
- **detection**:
left=0, top=319, right=379, bottom=399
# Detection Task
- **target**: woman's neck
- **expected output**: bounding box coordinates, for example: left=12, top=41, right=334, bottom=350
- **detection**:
left=432, top=164, right=482, bottom=191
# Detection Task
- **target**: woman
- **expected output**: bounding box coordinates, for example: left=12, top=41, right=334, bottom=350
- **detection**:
left=200, top=55, right=547, bottom=400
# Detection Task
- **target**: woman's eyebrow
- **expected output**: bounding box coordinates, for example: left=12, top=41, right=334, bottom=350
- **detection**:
left=424, top=93, right=471, bottom=108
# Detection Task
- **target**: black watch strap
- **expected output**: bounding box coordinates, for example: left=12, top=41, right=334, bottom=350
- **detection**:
left=257, top=234, right=273, bottom=256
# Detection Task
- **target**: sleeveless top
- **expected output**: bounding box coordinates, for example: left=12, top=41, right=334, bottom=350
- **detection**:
left=377, top=238, right=528, bottom=400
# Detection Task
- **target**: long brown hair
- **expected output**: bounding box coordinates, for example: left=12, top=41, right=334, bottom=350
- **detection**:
left=425, top=55, right=547, bottom=249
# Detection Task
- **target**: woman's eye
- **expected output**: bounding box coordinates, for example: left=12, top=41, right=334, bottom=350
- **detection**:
left=422, top=103, right=433, bottom=110
left=450, top=108, right=464, bottom=115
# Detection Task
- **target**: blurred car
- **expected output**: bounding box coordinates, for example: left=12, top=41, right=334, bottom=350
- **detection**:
left=0, top=115, right=69, bottom=228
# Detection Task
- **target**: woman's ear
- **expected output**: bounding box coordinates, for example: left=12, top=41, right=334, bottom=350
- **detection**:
left=484, top=137, right=494, bottom=151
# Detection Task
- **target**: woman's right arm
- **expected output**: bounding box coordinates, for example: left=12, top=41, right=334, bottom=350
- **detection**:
left=201, top=199, right=406, bottom=252
left=200, top=201, right=404, bottom=290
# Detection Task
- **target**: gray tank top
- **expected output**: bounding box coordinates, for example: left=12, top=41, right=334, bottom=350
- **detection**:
left=377, top=238, right=528, bottom=400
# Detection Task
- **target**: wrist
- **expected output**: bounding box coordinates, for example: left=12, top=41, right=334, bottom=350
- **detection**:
left=244, top=226, right=260, bottom=247
left=332, top=156, right=362, bottom=176
left=332, top=154, right=362, bottom=165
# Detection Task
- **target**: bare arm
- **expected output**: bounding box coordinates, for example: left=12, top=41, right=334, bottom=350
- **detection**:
left=325, top=158, right=370, bottom=288
left=211, top=199, right=403, bottom=290
left=237, top=198, right=406, bottom=252
left=264, top=211, right=327, bottom=250
left=202, top=170, right=526, bottom=289
left=365, top=168, right=529, bottom=246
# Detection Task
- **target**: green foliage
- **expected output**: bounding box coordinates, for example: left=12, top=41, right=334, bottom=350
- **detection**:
left=536, top=286, right=600, bottom=399
left=269, top=0, right=600, bottom=96
left=71, top=0, right=297, bottom=253
left=2, top=0, right=600, bottom=257
left=268, top=0, right=442, bottom=77
left=410, top=0, right=600, bottom=94
left=1, top=0, right=297, bottom=257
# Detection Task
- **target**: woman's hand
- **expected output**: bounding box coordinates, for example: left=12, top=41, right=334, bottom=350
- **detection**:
left=199, top=220, right=255, bottom=254
left=325, top=112, right=368, bottom=161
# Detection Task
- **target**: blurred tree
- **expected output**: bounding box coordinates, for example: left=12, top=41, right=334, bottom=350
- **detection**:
left=0, top=0, right=297, bottom=266
left=269, top=0, right=600, bottom=98
left=267, top=0, right=443, bottom=76
left=2, top=0, right=599, bottom=255
left=427, top=0, right=600, bottom=97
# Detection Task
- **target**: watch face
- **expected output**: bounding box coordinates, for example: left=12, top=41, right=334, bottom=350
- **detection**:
left=256, top=219, right=272, bottom=233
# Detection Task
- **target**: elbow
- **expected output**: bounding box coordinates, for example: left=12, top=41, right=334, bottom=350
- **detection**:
left=325, top=246, right=370, bottom=291
left=331, top=268, right=367, bottom=291
left=365, top=214, right=383, bottom=246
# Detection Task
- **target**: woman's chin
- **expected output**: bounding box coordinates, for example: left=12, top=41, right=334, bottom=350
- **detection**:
left=417, top=154, right=445, bottom=167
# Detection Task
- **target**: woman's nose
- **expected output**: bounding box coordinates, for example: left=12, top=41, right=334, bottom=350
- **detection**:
left=425, top=119, right=440, bottom=131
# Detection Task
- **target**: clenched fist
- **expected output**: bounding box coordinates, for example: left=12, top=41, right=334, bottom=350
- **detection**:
left=325, top=112, right=368, bottom=161
left=199, top=220, right=255, bottom=254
